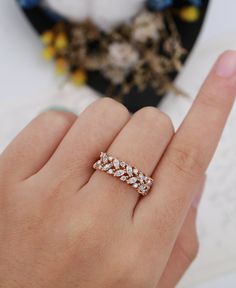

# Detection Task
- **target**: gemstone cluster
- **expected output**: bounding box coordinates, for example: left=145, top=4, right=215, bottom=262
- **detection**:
left=93, top=152, right=154, bottom=196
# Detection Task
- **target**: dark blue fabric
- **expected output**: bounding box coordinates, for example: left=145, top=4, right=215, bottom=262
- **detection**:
left=18, top=0, right=40, bottom=9
left=147, top=0, right=173, bottom=10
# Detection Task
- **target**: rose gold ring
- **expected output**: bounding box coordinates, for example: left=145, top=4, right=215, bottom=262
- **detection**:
left=93, top=152, right=154, bottom=196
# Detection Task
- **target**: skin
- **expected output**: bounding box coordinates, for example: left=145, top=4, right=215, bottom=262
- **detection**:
left=0, top=51, right=235, bottom=288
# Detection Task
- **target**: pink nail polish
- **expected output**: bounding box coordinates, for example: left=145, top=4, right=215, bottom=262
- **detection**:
left=214, top=50, right=236, bottom=78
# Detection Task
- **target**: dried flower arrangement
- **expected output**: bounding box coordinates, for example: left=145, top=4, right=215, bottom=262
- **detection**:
left=41, top=10, right=187, bottom=101
left=18, top=0, right=207, bottom=108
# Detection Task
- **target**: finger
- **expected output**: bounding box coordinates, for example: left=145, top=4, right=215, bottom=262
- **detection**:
left=0, top=110, right=77, bottom=183
left=87, top=107, right=174, bottom=214
left=34, top=98, right=130, bottom=193
left=157, top=177, right=205, bottom=288
left=135, top=51, right=236, bottom=248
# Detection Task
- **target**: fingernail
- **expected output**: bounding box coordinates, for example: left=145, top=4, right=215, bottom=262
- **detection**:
left=192, top=175, right=206, bottom=209
left=214, top=50, right=236, bottom=78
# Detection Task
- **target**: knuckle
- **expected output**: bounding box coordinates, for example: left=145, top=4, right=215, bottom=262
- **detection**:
left=136, top=106, right=162, bottom=121
left=191, top=238, right=200, bottom=260
left=177, top=236, right=199, bottom=263
left=135, top=107, right=174, bottom=132
left=167, top=143, right=204, bottom=178
left=39, top=109, right=77, bottom=127
left=198, top=87, right=225, bottom=111
left=97, top=97, right=130, bottom=118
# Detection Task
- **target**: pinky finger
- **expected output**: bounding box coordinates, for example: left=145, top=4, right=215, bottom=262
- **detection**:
left=0, top=110, right=77, bottom=183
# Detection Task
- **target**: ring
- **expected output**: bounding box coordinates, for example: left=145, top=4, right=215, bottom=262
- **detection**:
left=93, top=152, right=154, bottom=196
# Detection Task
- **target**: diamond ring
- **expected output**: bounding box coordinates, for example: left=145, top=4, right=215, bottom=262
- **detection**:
left=93, top=152, right=154, bottom=196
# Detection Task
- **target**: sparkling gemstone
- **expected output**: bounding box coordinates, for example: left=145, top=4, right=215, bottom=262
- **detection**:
left=127, top=177, right=138, bottom=184
left=113, top=159, right=120, bottom=170
left=132, top=183, right=139, bottom=189
left=108, top=156, right=113, bottom=162
left=103, top=163, right=113, bottom=171
left=120, top=161, right=126, bottom=168
left=126, top=166, right=133, bottom=176
left=108, top=169, right=114, bottom=174
left=101, top=153, right=108, bottom=164
left=139, top=173, right=145, bottom=179
left=138, top=173, right=145, bottom=183
left=114, top=170, right=125, bottom=177
left=120, top=176, right=127, bottom=181
left=94, top=160, right=101, bottom=168
left=139, top=185, right=148, bottom=193
left=133, top=168, right=139, bottom=175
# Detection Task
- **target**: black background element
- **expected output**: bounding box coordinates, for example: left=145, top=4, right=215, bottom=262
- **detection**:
left=19, top=0, right=209, bottom=112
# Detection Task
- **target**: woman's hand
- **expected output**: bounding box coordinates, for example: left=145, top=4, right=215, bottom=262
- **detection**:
left=0, top=51, right=235, bottom=288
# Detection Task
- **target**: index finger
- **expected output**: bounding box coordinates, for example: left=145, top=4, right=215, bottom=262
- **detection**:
left=136, top=51, right=236, bottom=247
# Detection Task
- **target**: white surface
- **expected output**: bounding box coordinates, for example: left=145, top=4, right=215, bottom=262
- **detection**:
left=0, top=0, right=236, bottom=287
left=44, top=0, right=145, bottom=31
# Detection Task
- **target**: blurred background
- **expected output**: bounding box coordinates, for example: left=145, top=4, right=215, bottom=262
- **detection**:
left=0, top=0, right=236, bottom=287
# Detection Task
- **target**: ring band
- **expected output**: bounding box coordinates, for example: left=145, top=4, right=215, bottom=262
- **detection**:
left=93, top=152, right=154, bottom=196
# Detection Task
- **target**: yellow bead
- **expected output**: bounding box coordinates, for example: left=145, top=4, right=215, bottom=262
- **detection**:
left=41, top=31, right=54, bottom=45
left=71, top=70, right=87, bottom=86
left=55, top=58, right=68, bottom=75
left=42, top=46, right=56, bottom=61
left=55, top=33, right=68, bottom=50
left=179, top=6, right=200, bottom=22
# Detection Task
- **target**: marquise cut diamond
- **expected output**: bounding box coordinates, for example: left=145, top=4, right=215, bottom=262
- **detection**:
left=127, top=177, right=137, bottom=184
left=103, top=163, right=113, bottom=171
left=120, top=161, right=126, bottom=168
left=126, top=166, right=133, bottom=176
left=114, top=170, right=125, bottom=177
left=113, top=159, right=120, bottom=170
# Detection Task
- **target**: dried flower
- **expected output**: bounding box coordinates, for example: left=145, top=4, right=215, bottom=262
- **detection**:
left=40, top=8, right=186, bottom=101
left=103, top=66, right=127, bottom=85
left=108, top=42, right=139, bottom=70
left=42, top=46, right=56, bottom=61
left=132, top=10, right=161, bottom=43
left=41, top=31, right=54, bottom=45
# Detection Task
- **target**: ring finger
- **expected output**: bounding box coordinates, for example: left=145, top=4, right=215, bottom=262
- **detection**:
left=87, top=107, right=174, bottom=215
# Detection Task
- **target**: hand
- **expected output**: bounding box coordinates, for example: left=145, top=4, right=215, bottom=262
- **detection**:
left=0, top=51, right=235, bottom=288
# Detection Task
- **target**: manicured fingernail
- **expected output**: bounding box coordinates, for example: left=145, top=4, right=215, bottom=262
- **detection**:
left=192, top=176, right=206, bottom=209
left=215, top=50, right=236, bottom=78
